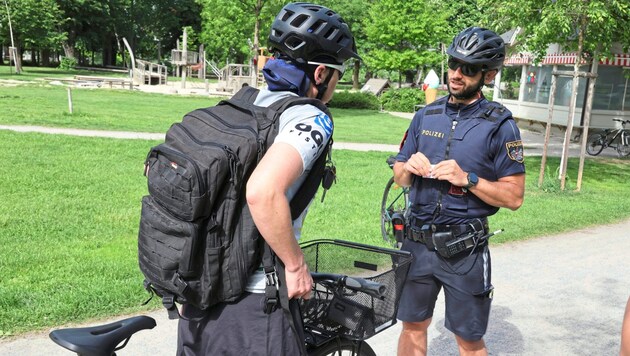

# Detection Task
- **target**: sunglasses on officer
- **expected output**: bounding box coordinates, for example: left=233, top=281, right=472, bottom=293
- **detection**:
left=447, top=57, right=484, bottom=77
left=307, top=61, right=346, bottom=77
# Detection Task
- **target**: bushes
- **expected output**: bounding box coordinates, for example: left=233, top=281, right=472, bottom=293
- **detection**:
left=58, top=57, right=77, bottom=70
left=328, top=90, right=380, bottom=110
left=379, top=88, right=425, bottom=113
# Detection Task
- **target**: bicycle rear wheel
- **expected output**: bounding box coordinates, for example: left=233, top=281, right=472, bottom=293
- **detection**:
left=380, top=176, right=408, bottom=247
left=308, top=339, right=376, bottom=356
left=586, top=134, right=605, bottom=156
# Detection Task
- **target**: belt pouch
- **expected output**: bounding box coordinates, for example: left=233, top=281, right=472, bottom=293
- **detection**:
left=432, top=231, right=454, bottom=258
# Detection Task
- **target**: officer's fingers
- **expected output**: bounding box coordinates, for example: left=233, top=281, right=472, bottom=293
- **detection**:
left=405, top=160, right=421, bottom=176
left=414, top=153, right=431, bottom=167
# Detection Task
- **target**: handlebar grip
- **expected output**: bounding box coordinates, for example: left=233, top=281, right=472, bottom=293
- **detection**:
left=344, top=276, right=387, bottom=298
left=311, top=272, right=387, bottom=299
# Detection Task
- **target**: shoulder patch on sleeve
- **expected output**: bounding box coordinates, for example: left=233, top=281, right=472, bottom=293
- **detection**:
left=506, top=140, right=524, bottom=163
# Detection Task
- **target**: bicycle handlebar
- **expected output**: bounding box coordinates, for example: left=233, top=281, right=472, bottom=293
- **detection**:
left=613, top=118, right=630, bottom=125
left=311, top=272, right=386, bottom=299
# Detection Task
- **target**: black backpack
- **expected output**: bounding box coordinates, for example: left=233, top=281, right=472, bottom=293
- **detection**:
left=138, top=86, right=333, bottom=319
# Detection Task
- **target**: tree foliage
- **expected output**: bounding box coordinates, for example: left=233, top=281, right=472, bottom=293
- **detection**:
left=0, top=0, right=63, bottom=52
left=478, top=0, right=630, bottom=61
left=362, top=0, right=449, bottom=83
left=196, top=0, right=284, bottom=64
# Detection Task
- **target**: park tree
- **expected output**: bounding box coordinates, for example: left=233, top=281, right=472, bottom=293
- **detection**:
left=318, top=0, right=372, bottom=88
left=196, top=0, right=284, bottom=65
left=478, top=0, right=630, bottom=190
left=0, top=0, right=63, bottom=68
left=363, top=0, right=450, bottom=87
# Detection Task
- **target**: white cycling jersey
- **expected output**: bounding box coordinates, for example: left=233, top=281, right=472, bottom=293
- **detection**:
left=245, top=89, right=332, bottom=293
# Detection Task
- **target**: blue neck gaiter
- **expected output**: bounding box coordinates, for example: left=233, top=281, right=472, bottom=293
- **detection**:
left=262, top=59, right=311, bottom=96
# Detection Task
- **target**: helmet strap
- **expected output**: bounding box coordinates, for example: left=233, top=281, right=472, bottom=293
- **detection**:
left=315, top=69, right=336, bottom=100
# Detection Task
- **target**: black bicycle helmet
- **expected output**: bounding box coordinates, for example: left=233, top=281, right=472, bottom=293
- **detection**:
left=268, top=2, right=360, bottom=65
left=446, top=27, right=505, bottom=70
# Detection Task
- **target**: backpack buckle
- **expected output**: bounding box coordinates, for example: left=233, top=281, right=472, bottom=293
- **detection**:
left=265, top=267, right=279, bottom=288
left=264, top=297, right=279, bottom=314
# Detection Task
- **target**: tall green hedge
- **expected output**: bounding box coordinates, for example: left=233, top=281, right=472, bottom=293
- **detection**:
left=379, top=88, right=425, bottom=113
left=328, top=90, right=380, bottom=110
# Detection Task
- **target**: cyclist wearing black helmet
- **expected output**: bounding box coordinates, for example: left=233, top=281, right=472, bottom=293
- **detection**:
left=176, top=3, right=359, bottom=355
left=393, top=27, right=525, bottom=355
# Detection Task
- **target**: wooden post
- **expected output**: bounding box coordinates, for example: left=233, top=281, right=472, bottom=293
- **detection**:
left=67, top=87, right=73, bottom=114
left=181, top=28, right=187, bottom=89
left=538, top=69, right=558, bottom=187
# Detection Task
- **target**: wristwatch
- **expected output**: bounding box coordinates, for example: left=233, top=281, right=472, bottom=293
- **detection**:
left=464, top=172, right=479, bottom=190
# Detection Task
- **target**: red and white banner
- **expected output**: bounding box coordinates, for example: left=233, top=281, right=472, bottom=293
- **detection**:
left=600, top=54, right=630, bottom=67
left=504, top=52, right=630, bottom=67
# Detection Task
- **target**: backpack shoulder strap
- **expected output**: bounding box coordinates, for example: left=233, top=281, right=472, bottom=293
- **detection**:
left=267, top=95, right=332, bottom=122
left=230, top=85, right=260, bottom=103
left=264, top=96, right=333, bottom=220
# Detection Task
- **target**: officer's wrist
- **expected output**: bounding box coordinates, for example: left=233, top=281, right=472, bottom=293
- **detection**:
left=463, top=172, right=479, bottom=191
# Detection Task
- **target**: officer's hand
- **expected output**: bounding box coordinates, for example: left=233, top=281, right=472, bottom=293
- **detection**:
left=285, top=263, right=313, bottom=300
left=404, top=152, right=432, bottom=178
left=432, top=159, right=468, bottom=186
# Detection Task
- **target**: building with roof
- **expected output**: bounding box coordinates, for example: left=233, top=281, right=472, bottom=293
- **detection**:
left=492, top=43, right=630, bottom=133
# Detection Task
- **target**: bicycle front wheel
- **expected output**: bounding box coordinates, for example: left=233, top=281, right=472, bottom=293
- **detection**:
left=308, top=339, right=376, bottom=356
left=617, top=141, right=630, bottom=157
left=586, top=134, right=605, bottom=156
left=380, top=176, right=408, bottom=247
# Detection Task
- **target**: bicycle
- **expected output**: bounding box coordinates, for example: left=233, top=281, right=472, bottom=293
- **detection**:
left=380, top=156, right=410, bottom=247
left=49, top=239, right=412, bottom=356
left=586, top=118, right=630, bottom=157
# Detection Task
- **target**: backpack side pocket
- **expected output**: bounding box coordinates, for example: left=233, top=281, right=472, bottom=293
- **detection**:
left=138, top=196, right=202, bottom=302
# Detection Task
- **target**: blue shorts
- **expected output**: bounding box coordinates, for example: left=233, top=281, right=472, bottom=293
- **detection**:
left=177, top=293, right=303, bottom=355
left=396, top=239, right=493, bottom=341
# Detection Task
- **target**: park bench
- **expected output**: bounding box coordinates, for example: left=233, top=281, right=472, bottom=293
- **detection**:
left=74, top=75, right=134, bottom=89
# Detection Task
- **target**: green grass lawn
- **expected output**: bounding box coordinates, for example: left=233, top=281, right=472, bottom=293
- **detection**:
left=1, top=130, right=630, bottom=337
left=0, top=64, right=129, bottom=81
left=0, top=83, right=410, bottom=144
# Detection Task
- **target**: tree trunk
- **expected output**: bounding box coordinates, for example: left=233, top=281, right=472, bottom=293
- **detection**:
left=353, top=60, right=360, bottom=89
left=41, top=49, right=51, bottom=66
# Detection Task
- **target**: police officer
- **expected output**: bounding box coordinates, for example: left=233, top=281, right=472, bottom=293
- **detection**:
left=394, top=27, right=525, bottom=356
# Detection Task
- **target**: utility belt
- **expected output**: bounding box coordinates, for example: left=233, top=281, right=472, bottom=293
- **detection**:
left=407, top=218, right=489, bottom=258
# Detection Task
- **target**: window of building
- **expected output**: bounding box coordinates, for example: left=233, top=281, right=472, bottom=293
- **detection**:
left=593, top=66, right=630, bottom=111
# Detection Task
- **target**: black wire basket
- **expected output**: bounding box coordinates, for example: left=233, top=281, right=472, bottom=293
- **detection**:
left=299, top=239, right=413, bottom=341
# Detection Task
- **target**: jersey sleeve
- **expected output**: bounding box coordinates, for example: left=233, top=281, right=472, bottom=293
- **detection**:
left=274, top=104, right=333, bottom=173
left=395, top=111, right=422, bottom=162
left=491, top=119, right=526, bottom=178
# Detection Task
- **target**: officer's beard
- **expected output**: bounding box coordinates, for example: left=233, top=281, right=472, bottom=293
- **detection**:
left=448, top=75, right=485, bottom=101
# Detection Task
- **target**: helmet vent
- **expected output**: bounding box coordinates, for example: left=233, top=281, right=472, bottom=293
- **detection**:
left=324, top=27, right=339, bottom=40
left=308, top=19, right=326, bottom=34
left=291, top=14, right=310, bottom=28
left=281, top=10, right=294, bottom=22
left=285, top=36, right=306, bottom=50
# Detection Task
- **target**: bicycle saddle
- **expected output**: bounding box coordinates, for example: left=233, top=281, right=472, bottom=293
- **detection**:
left=49, top=315, right=156, bottom=356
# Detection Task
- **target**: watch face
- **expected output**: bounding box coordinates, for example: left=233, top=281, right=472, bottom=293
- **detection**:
left=467, top=173, right=478, bottom=188
left=470, top=173, right=478, bottom=184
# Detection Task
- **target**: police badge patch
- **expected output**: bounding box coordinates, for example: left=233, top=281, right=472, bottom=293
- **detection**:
left=506, top=140, right=524, bottom=163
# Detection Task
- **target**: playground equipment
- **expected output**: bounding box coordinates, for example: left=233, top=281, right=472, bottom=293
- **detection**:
left=123, top=38, right=167, bottom=86
left=215, top=64, right=257, bottom=93
left=168, top=28, right=262, bottom=93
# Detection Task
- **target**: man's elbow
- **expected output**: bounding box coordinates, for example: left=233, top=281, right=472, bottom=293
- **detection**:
left=246, top=181, right=272, bottom=210
left=506, top=195, right=524, bottom=211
